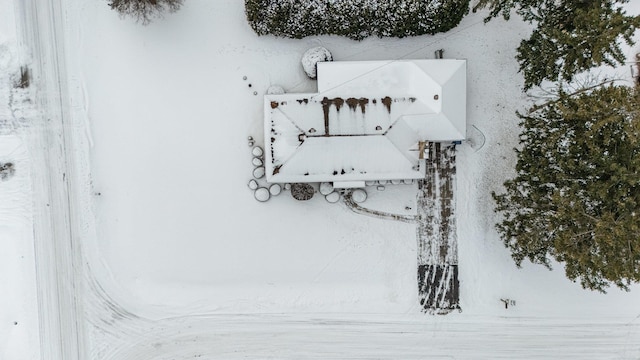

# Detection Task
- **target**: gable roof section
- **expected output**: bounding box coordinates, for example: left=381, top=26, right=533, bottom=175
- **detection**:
left=268, top=135, right=420, bottom=183
left=318, top=59, right=466, bottom=141
left=265, top=94, right=422, bottom=183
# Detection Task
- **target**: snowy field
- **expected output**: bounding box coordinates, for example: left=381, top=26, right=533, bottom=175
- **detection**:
left=0, top=1, right=40, bottom=359
left=1, top=0, right=640, bottom=359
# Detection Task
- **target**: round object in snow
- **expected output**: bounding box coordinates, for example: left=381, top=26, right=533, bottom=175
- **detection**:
left=247, top=136, right=253, bottom=140
left=252, top=157, right=263, bottom=167
left=325, top=191, right=340, bottom=203
left=248, top=141, right=254, bottom=147
left=254, top=187, right=270, bottom=202
left=352, top=189, right=367, bottom=203
left=253, top=166, right=265, bottom=179
left=391, top=179, right=402, bottom=185
left=365, top=180, right=375, bottom=186
left=319, top=182, right=334, bottom=195
left=301, top=46, right=333, bottom=79
left=284, top=183, right=291, bottom=190
left=269, top=184, right=282, bottom=196
left=248, top=179, right=258, bottom=190
left=402, top=179, right=414, bottom=185
left=291, top=183, right=314, bottom=201
left=267, top=85, right=285, bottom=95
left=377, top=185, right=385, bottom=191
left=252, top=146, right=264, bottom=157
left=0, top=162, right=16, bottom=181
left=379, top=180, right=389, bottom=185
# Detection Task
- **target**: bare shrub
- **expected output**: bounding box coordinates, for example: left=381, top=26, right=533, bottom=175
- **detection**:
left=108, top=0, right=184, bottom=25
left=14, top=66, right=30, bottom=89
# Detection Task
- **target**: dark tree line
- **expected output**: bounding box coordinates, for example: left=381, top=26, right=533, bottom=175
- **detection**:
left=475, top=0, right=640, bottom=291
left=475, top=0, right=640, bottom=90
left=494, top=85, right=640, bottom=292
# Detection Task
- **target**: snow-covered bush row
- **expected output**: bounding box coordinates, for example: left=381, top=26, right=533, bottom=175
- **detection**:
left=245, top=0, right=470, bottom=40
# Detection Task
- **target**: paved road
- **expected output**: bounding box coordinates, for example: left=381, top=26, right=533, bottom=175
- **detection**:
left=15, top=0, right=86, bottom=358
left=96, top=314, right=640, bottom=360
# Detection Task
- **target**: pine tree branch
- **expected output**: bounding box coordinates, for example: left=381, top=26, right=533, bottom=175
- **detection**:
left=528, top=79, right=624, bottom=113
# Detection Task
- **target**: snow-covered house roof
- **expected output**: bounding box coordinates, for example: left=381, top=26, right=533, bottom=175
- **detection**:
left=264, top=59, right=466, bottom=184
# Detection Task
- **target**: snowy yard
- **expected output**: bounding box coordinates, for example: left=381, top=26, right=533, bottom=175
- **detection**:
left=1, top=0, right=640, bottom=359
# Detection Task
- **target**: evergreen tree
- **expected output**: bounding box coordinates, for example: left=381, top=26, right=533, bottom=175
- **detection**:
left=518, top=1, right=640, bottom=90
left=108, top=0, right=183, bottom=25
left=472, top=0, right=541, bottom=21
left=493, top=85, right=640, bottom=292
left=473, top=0, right=640, bottom=90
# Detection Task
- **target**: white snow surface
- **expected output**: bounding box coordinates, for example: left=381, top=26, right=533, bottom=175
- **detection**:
left=0, top=1, right=41, bottom=359
left=2, top=0, right=640, bottom=359
left=0, top=136, right=41, bottom=360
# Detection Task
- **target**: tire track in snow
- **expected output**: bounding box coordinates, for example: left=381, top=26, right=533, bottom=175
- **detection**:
left=17, top=1, right=148, bottom=359
left=15, top=0, right=87, bottom=358
left=99, top=315, right=640, bottom=360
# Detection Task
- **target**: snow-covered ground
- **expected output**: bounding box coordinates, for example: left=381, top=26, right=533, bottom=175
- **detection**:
left=0, top=2, right=40, bottom=359
left=2, top=0, right=640, bottom=359
left=0, top=135, right=40, bottom=360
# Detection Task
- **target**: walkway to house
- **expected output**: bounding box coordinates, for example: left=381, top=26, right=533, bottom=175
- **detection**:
left=343, top=193, right=417, bottom=223
left=416, top=142, right=460, bottom=313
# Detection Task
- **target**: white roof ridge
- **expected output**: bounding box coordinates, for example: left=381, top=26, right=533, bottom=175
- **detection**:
left=412, top=60, right=464, bottom=85
left=271, top=140, right=306, bottom=177
left=384, top=118, right=420, bottom=164
left=273, top=106, right=306, bottom=134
